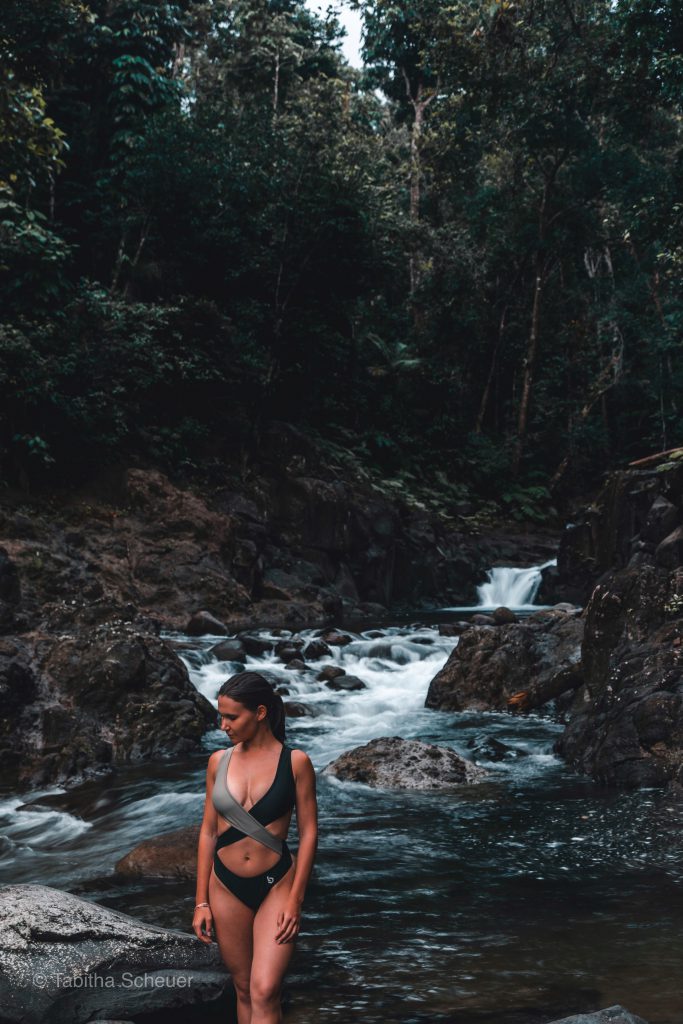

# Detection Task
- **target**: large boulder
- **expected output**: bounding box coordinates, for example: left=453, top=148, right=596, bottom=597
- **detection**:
left=0, top=625, right=215, bottom=787
left=0, top=884, right=227, bottom=1024
left=556, top=565, right=683, bottom=788
left=323, top=736, right=487, bottom=788
left=425, top=610, right=584, bottom=712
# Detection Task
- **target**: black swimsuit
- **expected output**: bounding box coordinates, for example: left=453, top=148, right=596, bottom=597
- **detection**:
left=211, top=743, right=296, bottom=910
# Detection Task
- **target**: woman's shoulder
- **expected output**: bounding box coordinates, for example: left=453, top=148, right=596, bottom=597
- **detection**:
left=288, top=746, right=314, bottom=771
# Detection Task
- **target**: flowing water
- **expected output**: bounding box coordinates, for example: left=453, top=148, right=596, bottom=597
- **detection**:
left=1, top=590, right=682, bottom=1023
left=442, top=560, right=558, bottom=613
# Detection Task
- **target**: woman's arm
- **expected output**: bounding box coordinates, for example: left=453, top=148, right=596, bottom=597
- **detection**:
left=193, top=751, right=219, bottom=944
left=275, top=749, right=318, bottom=944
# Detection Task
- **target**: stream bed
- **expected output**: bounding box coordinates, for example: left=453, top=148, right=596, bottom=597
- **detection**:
left=2, top=618, right=682, bottom=1024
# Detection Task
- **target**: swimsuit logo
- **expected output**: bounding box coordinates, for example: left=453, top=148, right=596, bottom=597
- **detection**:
left=266, top=876, right=274, bottom=884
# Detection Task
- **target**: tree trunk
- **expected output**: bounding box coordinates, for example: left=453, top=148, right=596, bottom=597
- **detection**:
left=513, top=257, right=544, bottom=474
left=475, top=305, right=508, bottom=433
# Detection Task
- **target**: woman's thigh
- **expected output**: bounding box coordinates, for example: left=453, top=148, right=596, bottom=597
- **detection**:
left=209, top=866, right=255, bottom=987
left=250, top=858, right=297, bottom=997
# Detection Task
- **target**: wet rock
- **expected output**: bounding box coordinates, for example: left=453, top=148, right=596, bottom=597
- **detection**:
left=471, top=613, right=495, bottom=625
left=544, top=1006, right=649, bottom=1024
left=323, top=736, right=487, bottom=788
left=492, top=606, right=517, bottom=624
left=238, top=634, right=274, bottom=657
left=115, top=825, right=200, bottom=879
left=438, top=623, right=467, bottom=637
left=556, top=565, right=683, bottom=788
left=0, top=626, right=216, bottom=787
left=276, top=639, right=304, bottom=664
left=321, top=629, right=353, bottom=647
left=185, top=610, right=229, bottom=637
left=285, top=658, right=307, bottom=671
left=0, top=884, right=227, bottom=1024
left=317, top=665, right=345, bottom=682
left=210, top=639, right=246, bottom=662
left=426, top=611, right=584, bottom=712
left=324, top=674, right=366, bottom=692
left=467, top=737, right=529, bottom=761
left=303, top=639, right=332, bottom=660
left=284, top=701, right=320, bottom=718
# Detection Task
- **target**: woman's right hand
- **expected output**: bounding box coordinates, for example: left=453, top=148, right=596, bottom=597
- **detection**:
left=193, top=906, right=214, bottom=944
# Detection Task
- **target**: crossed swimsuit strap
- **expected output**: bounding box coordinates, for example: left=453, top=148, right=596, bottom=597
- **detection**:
left=212, top=747, right=284, bottom=855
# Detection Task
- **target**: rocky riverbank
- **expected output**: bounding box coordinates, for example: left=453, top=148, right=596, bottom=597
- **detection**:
left=423, top=453, right=683, bottom=791
left=0, top=431, right=560, bottom=788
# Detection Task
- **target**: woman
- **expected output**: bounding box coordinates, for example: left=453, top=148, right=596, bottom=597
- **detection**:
left=193, top=670, right=318, bottom=1024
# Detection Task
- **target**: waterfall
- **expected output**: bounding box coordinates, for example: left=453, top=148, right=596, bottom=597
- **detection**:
left=476, top=559, right=557, bottom=610
left=441, top=558, right=557, bottom=612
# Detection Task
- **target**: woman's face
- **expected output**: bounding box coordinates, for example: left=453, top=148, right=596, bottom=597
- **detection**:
left=217, top=694, right=266, bottom=743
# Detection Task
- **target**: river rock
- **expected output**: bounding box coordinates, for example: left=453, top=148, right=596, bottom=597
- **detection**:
left=285, top=658, right=307, bottom=671
left=210, top=638, right=247, bottom=662
left=323, top=736, right=487, bottom=788
left=317, top=665, right=345, bottom=682
left=544, top=1006, right=649, bottom=1024
left=324, top=674, right=366, bottom=691
left=185, top=610, right=230, bottom=637
left=321, top=629, right=353, bottom=646
left=238, top=634, right=274, bottom=657
left=0, top=625, right=216, bottom=786
left=425, top=610, right=584, bottom=712
left=115, top=826, right=199, bottom=879
left=492, top=606, right=517, bottom=624
left=556, top=564, right=683, bottom=788
left=284, top=701, right=320, bottom=718
left=0, top=884, right=227, bottom=1024
left=303, top=639, right=332, bottom=660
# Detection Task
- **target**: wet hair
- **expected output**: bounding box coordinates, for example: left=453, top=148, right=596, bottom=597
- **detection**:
left=217, top=671, right=286, bottom=743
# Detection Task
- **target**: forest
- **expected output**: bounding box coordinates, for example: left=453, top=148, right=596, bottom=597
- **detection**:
left=1, top=0, right=682, bottom=518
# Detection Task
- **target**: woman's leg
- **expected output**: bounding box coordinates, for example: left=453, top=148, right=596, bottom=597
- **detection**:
left=209, top=867, right=256, bottom=1024
left=249, top=860, right=297, bottom=1024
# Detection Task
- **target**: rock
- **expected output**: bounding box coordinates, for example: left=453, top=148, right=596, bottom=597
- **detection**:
left=323, top=736, right=487, bottom=788
left=321, top=630, right=353, bottom=647
left=467, top=737, right=529, bottom=761
left=115, top=826, right=200, bottom=879
left=544, top=1006, right=649, bottom=1024
left=210, top=638, right=246, bottom=662
left=426, top=612, right=584, bottom=712
left=438, top=622, right=467, bottom=637
left=492, top=606, right=517, bottom=624
left=238, top=634, right=274, bottom=657
left=303, top=639, right=332, bottom=660
left=655, top=525, right=683, bottom=568
left=185, top=610, right=229, bottom=637
left=643, top=494, right=680, bottom=544
left=275, top=639, right=303, bottom=664
left=285, top=658, right=307, bottom=671
left=0, top=547, right=20, bottom=633
left=470, top=613, right=495, bottom=625
left=0, top=626, right=216, bottom=786
left=325, top=674, right=366, bottom=692
left=0, top=884, right=227, bottom=1024
left=317, top=665, right=345, bottom=682
left=556, top=565, right=683, bottom=788
left=284, top=701, right=320, bottom=718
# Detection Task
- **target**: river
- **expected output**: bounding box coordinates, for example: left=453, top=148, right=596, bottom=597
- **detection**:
left=1, top=567, right=682, bottom=1024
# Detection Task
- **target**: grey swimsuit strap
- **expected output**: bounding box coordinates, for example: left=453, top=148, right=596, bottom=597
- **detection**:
left=212, top=747, right=284, bottom=855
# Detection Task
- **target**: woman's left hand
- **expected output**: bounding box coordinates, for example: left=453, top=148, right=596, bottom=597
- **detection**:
left=275, top=900, right=301, bottom=944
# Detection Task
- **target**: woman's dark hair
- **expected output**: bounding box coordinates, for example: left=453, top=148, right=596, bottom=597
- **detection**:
left=217, top=671, right=286, bottom=743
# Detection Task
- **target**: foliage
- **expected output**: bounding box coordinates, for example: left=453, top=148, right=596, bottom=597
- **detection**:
left=0, top=0, right=682, bottom=523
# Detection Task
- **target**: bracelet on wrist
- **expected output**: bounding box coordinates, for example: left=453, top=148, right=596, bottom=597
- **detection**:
left=194, top=901, right=210, bottom=910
